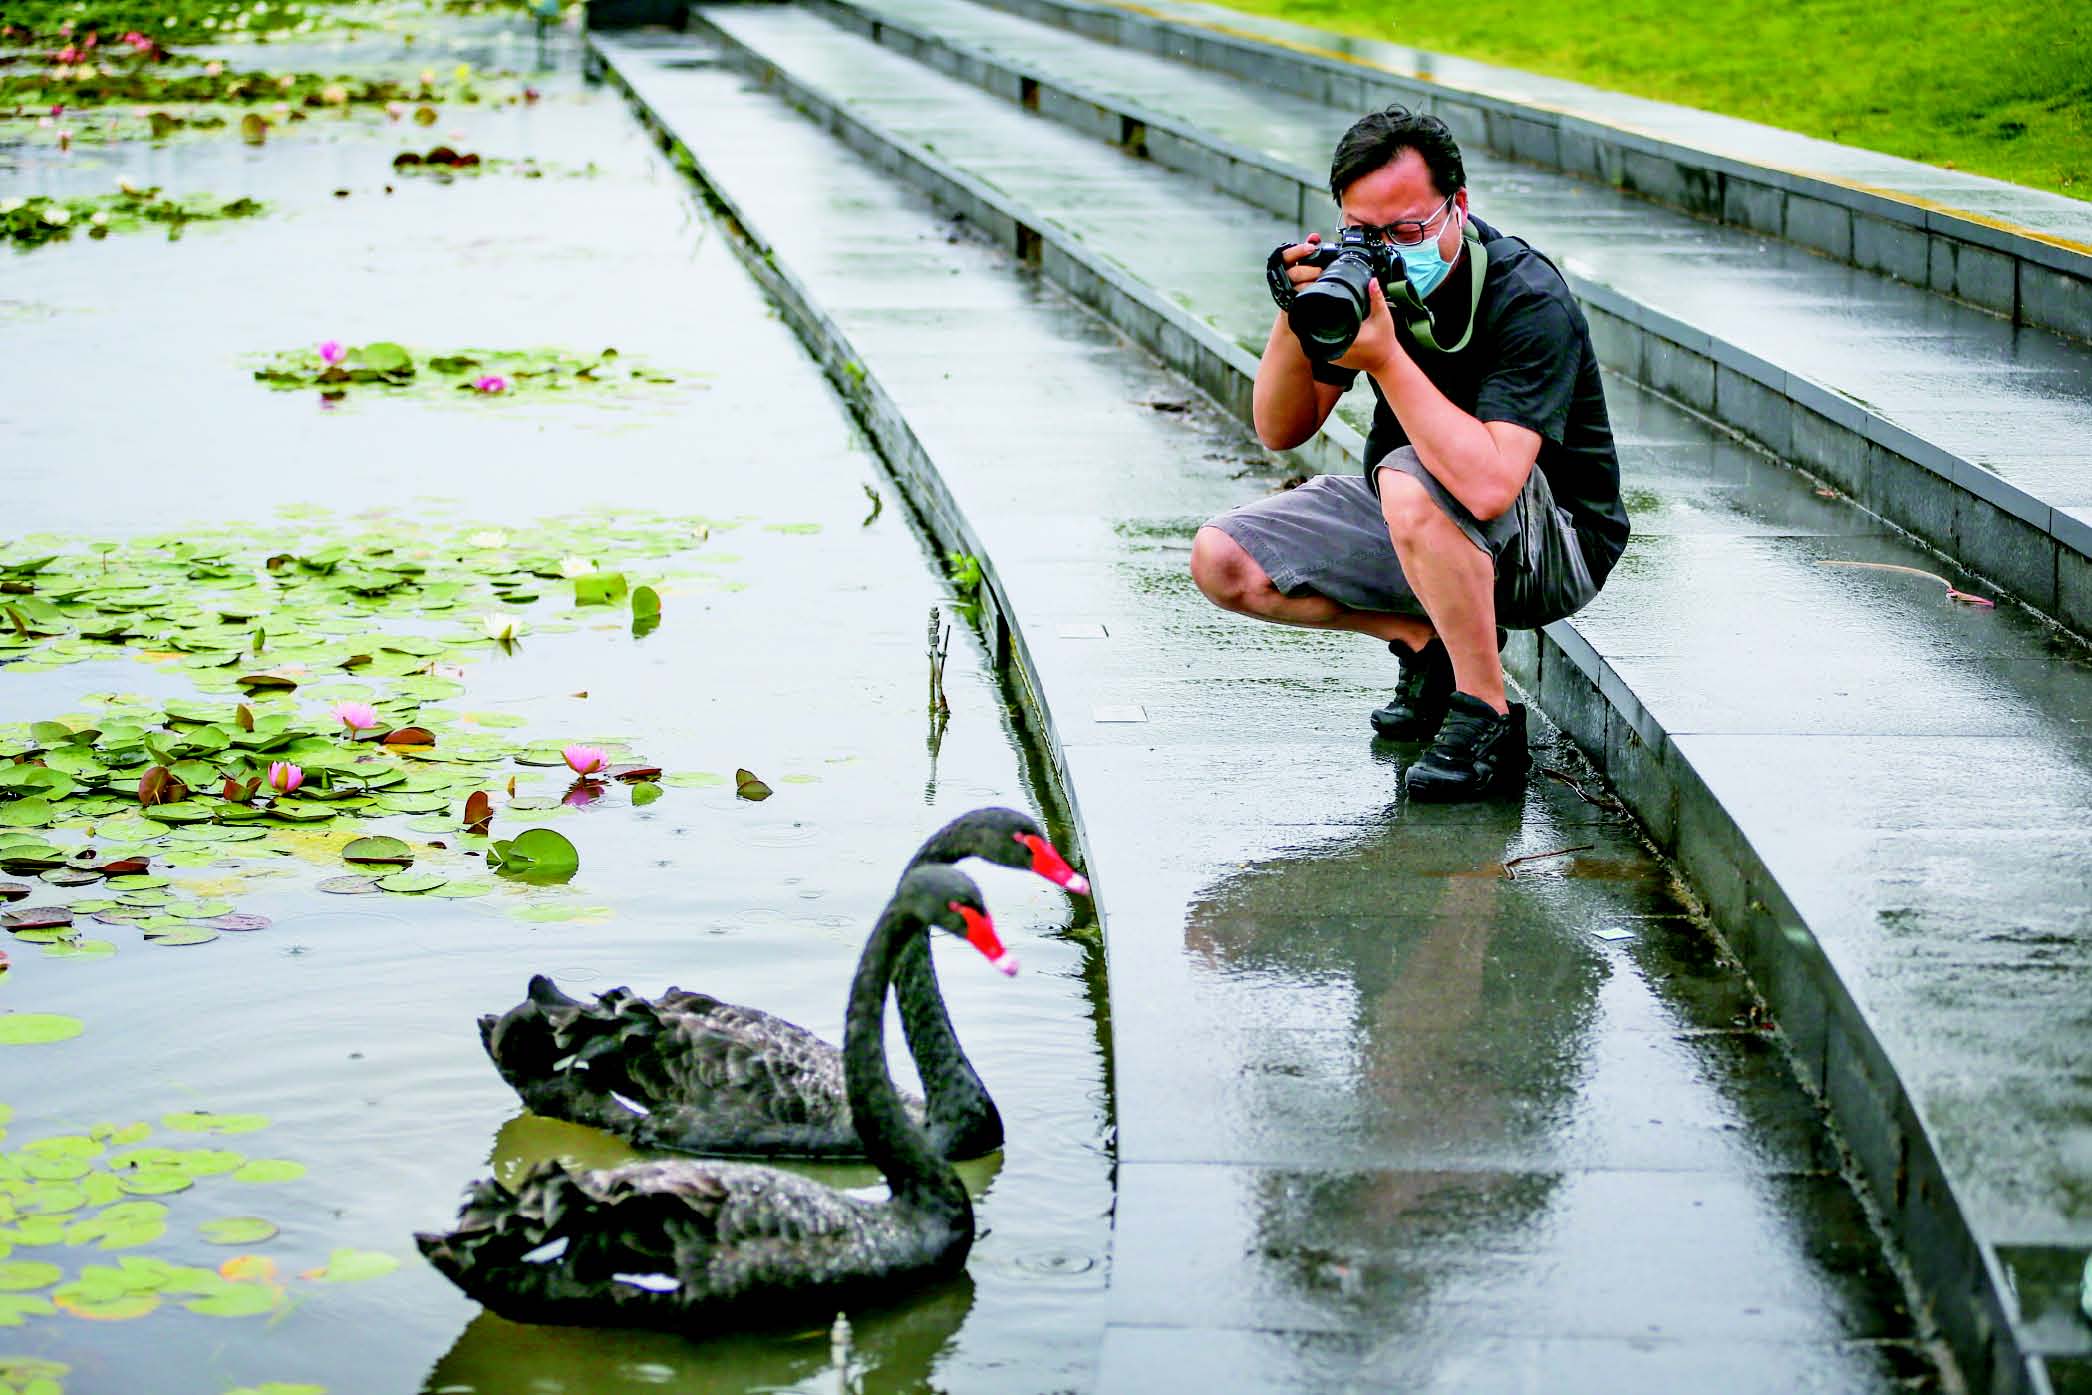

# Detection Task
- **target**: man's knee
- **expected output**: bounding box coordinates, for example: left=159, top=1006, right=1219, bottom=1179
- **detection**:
left=1376, top=469, right=1453, bottom=548
left=1191, top=525, right=1275, bottom=613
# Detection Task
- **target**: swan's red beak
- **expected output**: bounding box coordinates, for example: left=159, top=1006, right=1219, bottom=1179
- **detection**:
left=953, top=900, right=1019, bottom=976
left=1016, top=832, right=1090, bottom=896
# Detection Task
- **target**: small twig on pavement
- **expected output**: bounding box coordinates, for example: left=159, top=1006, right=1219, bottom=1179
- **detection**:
left=1539, top=766, right=1626, bottom=812
left=1501, top=843, right=1595, bottom=879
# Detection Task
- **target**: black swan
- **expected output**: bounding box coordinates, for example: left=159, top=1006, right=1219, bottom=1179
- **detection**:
left=417, top=864, right=1009, bottom=1331
left=478, top=807, right=1086, bottom=1160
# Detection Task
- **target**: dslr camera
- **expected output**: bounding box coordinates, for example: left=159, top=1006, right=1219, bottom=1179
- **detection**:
left=1282, top=226, right=1405, bottom=362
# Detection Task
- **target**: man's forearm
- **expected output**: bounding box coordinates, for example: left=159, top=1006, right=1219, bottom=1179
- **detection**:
left=1370, top=353, right=1523, bottom=519
left=1252, top=312, right=1325, bottom=450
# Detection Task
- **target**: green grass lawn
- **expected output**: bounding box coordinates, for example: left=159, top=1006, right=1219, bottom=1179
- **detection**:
left=1199, top=0, right=2091, bottom=200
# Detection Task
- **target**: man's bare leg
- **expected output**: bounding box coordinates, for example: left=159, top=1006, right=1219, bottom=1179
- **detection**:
left=1375, top=468, right=1506, bottom=713
left=1191, top=526, right=1434, bottom=653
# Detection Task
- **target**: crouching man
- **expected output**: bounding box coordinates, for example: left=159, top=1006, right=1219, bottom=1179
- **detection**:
left=1191, top=105, right=1630, bottom=803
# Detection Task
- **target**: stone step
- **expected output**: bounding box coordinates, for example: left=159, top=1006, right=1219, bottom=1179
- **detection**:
left=962, top=0, right=2092, bottom=346
left=788, top=0, right=2092, bottom=638
left=597, top=14, right=2091, bottom=1393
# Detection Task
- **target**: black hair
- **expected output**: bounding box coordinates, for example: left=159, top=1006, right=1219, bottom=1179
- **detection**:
left=1328, top=105, right=1466, bottom=201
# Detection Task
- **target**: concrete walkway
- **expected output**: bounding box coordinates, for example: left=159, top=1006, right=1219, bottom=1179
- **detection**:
left=593, top=10, right=2092, bottom=1392
left=590, top=28, right=1991, bottom=1394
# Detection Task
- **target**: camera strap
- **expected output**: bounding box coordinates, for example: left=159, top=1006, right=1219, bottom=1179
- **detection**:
left=1387, top=227, right=1487, bottom=354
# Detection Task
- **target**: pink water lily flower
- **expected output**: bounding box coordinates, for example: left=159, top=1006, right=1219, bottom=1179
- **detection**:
left=473, top=375, right=507, bottom=394
left=562, top=744, right=606, bottom=777
left=267, top=762, right=304, bottom=794
left=319, top=339, right=345, bottom=366
left=331, top=701, right=378, bottom=732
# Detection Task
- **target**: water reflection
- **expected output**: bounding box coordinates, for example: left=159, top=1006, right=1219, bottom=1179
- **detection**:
left=424, top=1275, right=975, bottom=1395
left=1180, top=801, right=1617, bottom=1327
left=486, top=1111, right=1008, bottom=1199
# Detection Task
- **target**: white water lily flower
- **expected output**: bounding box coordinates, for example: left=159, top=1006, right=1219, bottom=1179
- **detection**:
left=691, top=524, right=709, bottom=543
left=467, top=530, right=508, bottom=548
left=0, top=197, right=25, bottom=215
left=481, top=613, right=521, bottom=641
left=42, top=206, right=70, bottom=226
left=559, top=556, right=597, bottom=578
left=89, top=210, right=108, bottom=227
left=116, top=175, right=138, bottom=194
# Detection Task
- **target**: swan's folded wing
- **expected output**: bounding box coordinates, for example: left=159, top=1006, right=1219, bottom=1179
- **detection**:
left=575, top=1160, right=877, bottom=1297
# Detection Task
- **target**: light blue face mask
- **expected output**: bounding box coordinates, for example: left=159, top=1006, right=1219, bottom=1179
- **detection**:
left=1393, top=205, right=1462, bottom=298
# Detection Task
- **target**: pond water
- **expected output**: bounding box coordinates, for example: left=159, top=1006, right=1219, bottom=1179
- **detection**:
left=0, top=17, right=1113, bottom=1394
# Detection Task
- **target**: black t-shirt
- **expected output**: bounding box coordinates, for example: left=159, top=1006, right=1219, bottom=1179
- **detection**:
left=1322, top=215, right=1629, bottom=582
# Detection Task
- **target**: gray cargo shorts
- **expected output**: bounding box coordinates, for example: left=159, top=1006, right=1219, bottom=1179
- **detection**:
left=1205, top=447, right=1601, bottom=629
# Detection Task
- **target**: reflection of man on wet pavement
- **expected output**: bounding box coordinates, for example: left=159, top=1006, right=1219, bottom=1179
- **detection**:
left=1190, top=106, right=1629, bottom=803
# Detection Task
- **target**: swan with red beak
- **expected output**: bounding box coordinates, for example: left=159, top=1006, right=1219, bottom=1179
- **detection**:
left=479, top=806, right=1088, bottom=1161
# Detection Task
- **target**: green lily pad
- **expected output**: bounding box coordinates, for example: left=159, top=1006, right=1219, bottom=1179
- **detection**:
left=0, top=1015, right=84, bottom=1046
left=303, top=1247, right=399, bottom=1283
left=0, top=1293, right=56, bottom=1326
left=315, top=876, right=380, bottom=895
left=140, top=801, right=216, bottom=824
left=341, top=836, right=412, bottom=866
left=66, top=1201, right=169, bottom=1250
left=487, top=827, right=578, bottom=881
left=185, top=1282, right=279, bottom=1318
left=375, top=872, right=446, bottom=894
left=114, top=1169, right=192, bottom=1197
left=199, top=1216, right=279, bottom=1246
left=426, top=880, right=493, bottom=898
left=162, top=1112, right=268, bottom=1135
left=0, top=1259, right=62, bottom=1292
left=144, top=927, right=220, bottom=947
left=231, top=1159, right=305, bottom=1184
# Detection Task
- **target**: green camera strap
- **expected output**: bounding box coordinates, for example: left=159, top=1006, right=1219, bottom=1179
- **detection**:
left=1387, top=228, right=1488, bottom=354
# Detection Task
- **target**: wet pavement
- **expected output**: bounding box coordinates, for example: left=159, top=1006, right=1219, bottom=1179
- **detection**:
left=0, top=22, right=1111, bottom=1394
left=594, top=31, right=1976, bottom=1390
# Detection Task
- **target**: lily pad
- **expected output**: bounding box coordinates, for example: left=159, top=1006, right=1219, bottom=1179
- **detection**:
left=66, top=1201, right=169, bottom=1250
left=144, top=927, right=220, bottom=947
left=341, top=836, right=413, bottom=866
left=186, top=1282, right=279, bottom=1318
left=734, top=769, right=773, bottom=802
left=301, top=1248, right=398, bottom=1283
left=487, top=827, right=578, bottom=881
left=375, top=872, right=446, bottom=894
left=0, top=1259, right=62, bottom=1292
left=231, top=1159, right=305, bottom=1184
left=162, top=1112, right=269, bottom=1136
left=316, top=876, right=380, bottom=895
left=0, top=1014, right=84, bottom=1046
left=199, top=1216, right=279, bottom=1246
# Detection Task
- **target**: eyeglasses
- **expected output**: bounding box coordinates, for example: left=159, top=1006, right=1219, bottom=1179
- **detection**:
left=1345, top=193, right=1457, bottom=247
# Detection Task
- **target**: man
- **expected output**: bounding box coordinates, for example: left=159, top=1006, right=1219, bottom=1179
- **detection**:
left=1190, top=105, right=1629, bottom=802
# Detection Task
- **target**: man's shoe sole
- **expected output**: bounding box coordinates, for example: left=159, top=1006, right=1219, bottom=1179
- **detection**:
left=1403, top=755, right=1530, bottom=802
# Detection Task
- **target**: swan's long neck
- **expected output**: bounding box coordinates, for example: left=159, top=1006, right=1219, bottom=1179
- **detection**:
left=896, top=839, right=997, bottom=1140
left=843, top=904, right=971, bottom=1217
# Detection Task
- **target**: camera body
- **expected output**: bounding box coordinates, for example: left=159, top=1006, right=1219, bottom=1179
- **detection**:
left=1288, top=226, right=1407, bottom=362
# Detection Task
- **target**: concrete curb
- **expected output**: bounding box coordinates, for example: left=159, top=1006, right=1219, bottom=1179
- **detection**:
left=591, top=29, right=2053, bottom=1395
left=792, top=0, right=2091, bottom=640
left=965, top=0, right=2092, bottom=347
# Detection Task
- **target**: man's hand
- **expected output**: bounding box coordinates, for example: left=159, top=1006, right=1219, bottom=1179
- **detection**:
left=1269, top=233, right=1327, bottom=301
left=1333, top=276, right=1401, bottom=378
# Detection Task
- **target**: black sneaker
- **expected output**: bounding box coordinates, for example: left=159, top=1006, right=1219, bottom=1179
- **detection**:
left=1370, top=628, right=1508, bottom=740
left=1404, top=693, right=1530, bottom=802
left=1369, top=637, right=1453, bottom=740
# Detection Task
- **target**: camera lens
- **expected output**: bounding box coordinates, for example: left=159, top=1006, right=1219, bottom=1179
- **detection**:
left=1288, top=252, right=1376, bottom=361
